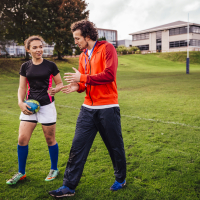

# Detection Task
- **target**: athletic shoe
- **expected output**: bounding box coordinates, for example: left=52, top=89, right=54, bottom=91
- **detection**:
left=45, top=169, right=59, bottom=181
left=48, top=185, right=75, bottom=197
left=110, top=180, right=126, bottom=191
left=6, top=172, right=26, bottom=185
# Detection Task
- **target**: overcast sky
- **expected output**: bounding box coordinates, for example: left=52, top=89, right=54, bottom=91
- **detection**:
left=86, top=0, right=200, bottom=40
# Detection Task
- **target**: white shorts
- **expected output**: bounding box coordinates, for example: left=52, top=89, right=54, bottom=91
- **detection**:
left=19, top=101, right=57, bottom=124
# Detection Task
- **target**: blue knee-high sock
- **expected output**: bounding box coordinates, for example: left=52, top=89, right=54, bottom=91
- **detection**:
left=48, top=143, right=59, bottom=170
left=18, top=144, right=28, bottom=174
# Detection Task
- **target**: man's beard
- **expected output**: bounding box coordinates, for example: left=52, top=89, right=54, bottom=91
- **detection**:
left=80, top=41, right=88, bottom=50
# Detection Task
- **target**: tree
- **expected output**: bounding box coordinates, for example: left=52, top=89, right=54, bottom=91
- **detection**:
left=42, top=0, right=89, bottom=60
left=0, top=0, right=89, bottom=60
left=98, top=36, right=106, bottom=41
left=0, top=37, right=12, bottom=56
left=0, top=13, right=10, bottom=55
left=0, top=0, right=36, bottom=59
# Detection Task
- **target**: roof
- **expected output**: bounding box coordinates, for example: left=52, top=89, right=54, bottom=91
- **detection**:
left=117, top=39, right=132, bottom=42
left=97, top=28, right=117, bottom=32
left=129, top=21, right=200, bottom=35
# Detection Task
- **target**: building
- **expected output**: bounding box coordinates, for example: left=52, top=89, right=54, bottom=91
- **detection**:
left=0, top=29, right=118, bottom=56
left=117, top=39, right=132, bottom=47
left=0, top=42, right=26, bottom=57
left=0, top=41, right=54, bottom=57
left=129, top=21, right=200, bottom=53
left=97, top=28, right=118, bottom=47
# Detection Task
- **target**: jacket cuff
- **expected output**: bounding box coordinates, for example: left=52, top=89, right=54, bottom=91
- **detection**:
left=77, top=83, right=85, bottom=93
left=80, top=74, right=87, bottom=83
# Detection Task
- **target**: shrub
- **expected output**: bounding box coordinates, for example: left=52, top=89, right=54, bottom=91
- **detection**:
left=128, top=50, right=133, bottom=54
left=116, top=45, right=128, bottom=55
left=116, top=45, right=140, bottom=55
left=129, top=46, right=139, bottom=52
left=68, top=49, right=72, bottom=56
left=75, top=47, right=81, bottom=55
left=98, top=36, right=106, bottom=41
left=53, top=49, right=58, bottom=56
left=135, top=50, right=141, bottom=54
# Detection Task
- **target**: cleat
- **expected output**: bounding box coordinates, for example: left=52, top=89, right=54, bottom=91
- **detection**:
left=110, top=180, right=126, bottom=191
left=45, top=169, right=59, bottom=181
left=48, top=185, right=75, bottom=197
left=6, top=172, right=26, bottom=185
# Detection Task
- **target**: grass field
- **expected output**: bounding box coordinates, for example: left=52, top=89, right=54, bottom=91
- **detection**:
left=0, top=53, right=200, bottom=200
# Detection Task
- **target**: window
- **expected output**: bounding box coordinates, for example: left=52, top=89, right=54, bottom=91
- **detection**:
left=190, top=39, right=200, bottom=46
left=156, top=39, right=161, bottom=44
left=132, top=35, right=137, bottom=40
left=169, top=39, right=200, bottom=48
left=180, top=40, right=187, bottom=47
left=191, top=26, right=200, bottom=34
left=132, top=33, right=149, bottom=41
left=179, top=27, right=187, bottom=34
left=136, top=35, right=140, bottom=40
left=170, top=41, right=184, bottom=48
left=169, top=42, right=175, bottom=48
left=175, top=41, right=179, bottom=47
left=174, top=28, right=179, bottom=35
left=169, top=29, right=175, bottom=36
left=156, top=31, right=162, bottom=39
left=141, top=34, right=145, bottom=40
left=137, top=45, right=149, bottom=50
left=190, top=40, right=195, bottom=46
left=169, top=26, right=189, bottom=35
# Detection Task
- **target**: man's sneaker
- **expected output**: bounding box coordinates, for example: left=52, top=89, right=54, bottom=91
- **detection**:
left=48, top=185, right=75, bottom=197
left=6, top=172, right=26, bottom=185
left=45, top=169, right=59, bottom=181
left=110, top=180, right=126, bottom=191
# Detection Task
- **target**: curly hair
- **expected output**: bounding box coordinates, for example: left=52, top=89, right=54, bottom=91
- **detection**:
left=24, top=35, right=44, bottom=51
left=71, top=20, right=98, bottom=41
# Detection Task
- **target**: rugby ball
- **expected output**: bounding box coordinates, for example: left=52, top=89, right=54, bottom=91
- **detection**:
left=25, top=99, right=40, bottom=114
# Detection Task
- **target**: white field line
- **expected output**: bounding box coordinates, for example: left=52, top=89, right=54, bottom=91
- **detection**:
left=56, top=104, right=200, bottom=130
left=1, top=108, right=76, bottom=129
left=122, top=115, right=200, bottom=129
left=56, top=104, right=80, bottom=110
left=3, top=105, right=199, bottom=130
left=1, top=110, right=19, bottom=116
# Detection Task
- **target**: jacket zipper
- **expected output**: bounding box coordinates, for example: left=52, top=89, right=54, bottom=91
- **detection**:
left=88, top=59, right=93, bottom=105
left=86, top=43, right=98, bottom=106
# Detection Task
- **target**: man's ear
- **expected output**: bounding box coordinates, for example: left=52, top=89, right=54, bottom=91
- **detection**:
left=85, top=35, right=90, bottom=42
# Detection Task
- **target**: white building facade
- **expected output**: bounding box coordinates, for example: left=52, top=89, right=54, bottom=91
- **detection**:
left=129, top=21, right=200, bottom=53
left=0, top=42, right=54, bottom=57
left=97, top=28, right=118, bottom=47
left=117, top=39, right=132, bottom=47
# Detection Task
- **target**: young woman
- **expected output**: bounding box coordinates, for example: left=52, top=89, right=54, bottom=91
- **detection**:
left=6, top=35, right=63, bottom=185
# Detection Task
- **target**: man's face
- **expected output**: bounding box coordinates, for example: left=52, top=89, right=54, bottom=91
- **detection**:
left=73, top=29, right=89, bottom=50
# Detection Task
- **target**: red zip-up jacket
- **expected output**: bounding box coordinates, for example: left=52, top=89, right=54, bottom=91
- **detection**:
left=77, top=41, right=119, bottom=106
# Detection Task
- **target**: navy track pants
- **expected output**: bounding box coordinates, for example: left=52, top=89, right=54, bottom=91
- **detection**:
left=63, top=106, right=126, bottom=189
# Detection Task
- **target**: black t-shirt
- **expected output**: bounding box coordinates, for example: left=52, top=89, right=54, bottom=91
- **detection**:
left=19, top=59, right=60, bottom=106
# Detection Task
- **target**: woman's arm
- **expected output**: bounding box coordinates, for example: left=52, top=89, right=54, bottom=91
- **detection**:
left=48, top=73, right=63, bottom=97
left=18, top=75, right=32, bottom=115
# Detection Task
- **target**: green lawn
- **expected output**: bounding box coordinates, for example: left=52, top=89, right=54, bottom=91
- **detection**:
left=0, top=54, right=200, bottom=199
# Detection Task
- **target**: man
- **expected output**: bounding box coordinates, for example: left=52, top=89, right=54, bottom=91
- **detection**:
left=49, top=20, right=126, bottom=198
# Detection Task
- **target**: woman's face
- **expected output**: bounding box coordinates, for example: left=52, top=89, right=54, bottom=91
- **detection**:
left=28, top=40, right=43, bottom=59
